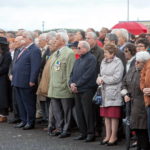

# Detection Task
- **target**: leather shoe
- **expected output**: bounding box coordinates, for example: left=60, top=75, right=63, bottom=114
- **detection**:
left=15, top=122, right=26, bottom=128
left=85, top=135, right=95, bottom=142
left=100, top=140, right=108, bottom=145
left=51, top=129, right=61, bottom=136
left=58, top=132, right=71, bottom=138
left=23, top=123, right=35, bottom=130
left=74, top=135, right=86, bottom=140
left=107, top=140, right=118, bottom=146
left=130, top=141, right=137, bottom=148
left=47, top=127, right=55, bottom=136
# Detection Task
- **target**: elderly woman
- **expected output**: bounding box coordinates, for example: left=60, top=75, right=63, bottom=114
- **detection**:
left=0, top=37, right=12, bottom=122
left=97, top=43, right=124, bottom=146
left=122, top=51, right=150, bottom=150
left=140, top=53, right=150, bottom=145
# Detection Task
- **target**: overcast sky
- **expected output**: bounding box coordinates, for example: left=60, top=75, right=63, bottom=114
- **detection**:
left=0, top=0, right=149, bottom=31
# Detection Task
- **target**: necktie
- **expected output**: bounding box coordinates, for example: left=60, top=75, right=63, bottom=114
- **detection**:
left=17, top=48, right=27, bottom=59
left=56, top=50, right=59, bottom=57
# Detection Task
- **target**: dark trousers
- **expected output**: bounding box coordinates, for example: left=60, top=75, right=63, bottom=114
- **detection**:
left=74, top=89, right=95, bottom=136
left=12, top=87, right=20, bottom=119
left=48, top=100, right=56, bottom=129
left=136, top=129, right=150, bottom=150
left=146, top=106, right=150, bottom=142
left=40, top=98, right=50, bottom=121
left=51, top=98, right=73, bottom=133
left=15, top=87, right=36, bottom=125
left=93, top=104, right=103, bottom=136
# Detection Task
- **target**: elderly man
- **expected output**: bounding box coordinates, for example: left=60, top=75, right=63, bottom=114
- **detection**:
left=8, top=36, right=25, bottom=123
left=12, top=31, right=41, bottom=130
left=86, top=32, right=104, bottom=74
left=36, top=33, right=51, bottom=123
left=111, top=28, right=129, bottom=51
left=86, top=32, right=104, bottom=137
left=48, top=31, right=75, bottom=138
left=69, top=41, right=97, bottom=142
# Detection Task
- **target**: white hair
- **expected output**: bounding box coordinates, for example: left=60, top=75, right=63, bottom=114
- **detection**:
left=86, top=32, right=97, bottom=40
left=57, top=31, right=69, bottom=45
left=39, top=33, right=47, bottom=40
left=136, top=51, right=150, bottom=62
left=80, top=41, right=90, bottom=51
left=47, top=31, right=57, bottom=40
left=23, top=31, right=35, bottom=41
left=111, top=28, right=129, bottom=42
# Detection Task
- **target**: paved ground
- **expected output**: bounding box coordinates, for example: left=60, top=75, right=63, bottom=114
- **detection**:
left=0, top=122, right=136, bottom=150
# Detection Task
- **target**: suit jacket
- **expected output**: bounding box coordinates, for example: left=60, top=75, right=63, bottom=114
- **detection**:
left=40, top=48, right=51, bottom=76
left=12, top=44, right=41, bottom=88
left=48, top=46, right=75, bottom=98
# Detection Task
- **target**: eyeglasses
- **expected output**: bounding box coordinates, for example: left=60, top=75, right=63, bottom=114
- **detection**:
left=136, top=45, right=145, bottom=48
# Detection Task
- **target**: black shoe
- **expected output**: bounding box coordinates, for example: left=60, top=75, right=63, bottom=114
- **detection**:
left=130, top=141, right=137, bottom=148
left=51, top=129, right=61, bottom=136
left=74, top=135, right=87, bottom=140
left=85, top=135, right=95, bottom=142
left=107, top=140, right=118, bottom=146
left=23, top=123, right=35, bottom=130
left=14, top=122, right=26, bottom=128
left=47, top=127, right=55, bottom=136
left=100, top=140, right=108, bottom=145
left=58, top=132, right=71, bottom=138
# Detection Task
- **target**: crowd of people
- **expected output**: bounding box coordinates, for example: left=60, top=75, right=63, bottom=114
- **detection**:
left=0, top=27, right=150, bottom=149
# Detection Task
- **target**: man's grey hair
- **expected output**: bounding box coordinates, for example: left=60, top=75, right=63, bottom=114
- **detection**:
left=106, top=33, right=118, bottom=45
left=80, top=41, right=90, bottom=51
left=39, top=33, right=47, bottom=40
left=136, top=51, right=150, bottom=62
left=47, top=31, right=57, bottom=40
left=23, top=31, right=35, bottom=41
left=0, top=28, right=6, bottom=33
left=57, top=31, right=69, bottom=45
left=111, top=28, right=129, bottom=42
left=86, top=32, right=97, bottom=40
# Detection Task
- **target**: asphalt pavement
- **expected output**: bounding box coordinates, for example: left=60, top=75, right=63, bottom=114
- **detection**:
left=0, top=122, right=136, bottom=150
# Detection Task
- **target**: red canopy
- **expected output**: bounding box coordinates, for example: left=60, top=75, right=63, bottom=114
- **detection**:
left=112, top=22, right=147, bottom=35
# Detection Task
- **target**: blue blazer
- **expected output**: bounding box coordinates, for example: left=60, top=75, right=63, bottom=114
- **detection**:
left=12, top=44, right=41, bottom=88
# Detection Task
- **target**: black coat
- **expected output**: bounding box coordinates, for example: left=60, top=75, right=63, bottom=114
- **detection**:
left=122, top=66, right=147, bottom=129
left=0, top=51, right=12, bottom=109
left=90, top=45, right=104, bottom=75
left=69, top=52, right=97, bottom=92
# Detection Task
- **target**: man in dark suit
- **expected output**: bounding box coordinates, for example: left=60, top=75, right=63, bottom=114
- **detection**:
left=12, top=31, right=41, bottom=130
left=8, top=35, right=25, bottom=123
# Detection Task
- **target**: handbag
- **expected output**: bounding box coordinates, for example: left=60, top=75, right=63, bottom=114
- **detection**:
left=92, top=85, right=102, bottom=105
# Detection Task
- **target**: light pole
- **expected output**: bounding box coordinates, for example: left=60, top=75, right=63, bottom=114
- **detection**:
left=42, top=21, right=45, bottom=33
left=127, top=0, right=129, bottom=21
